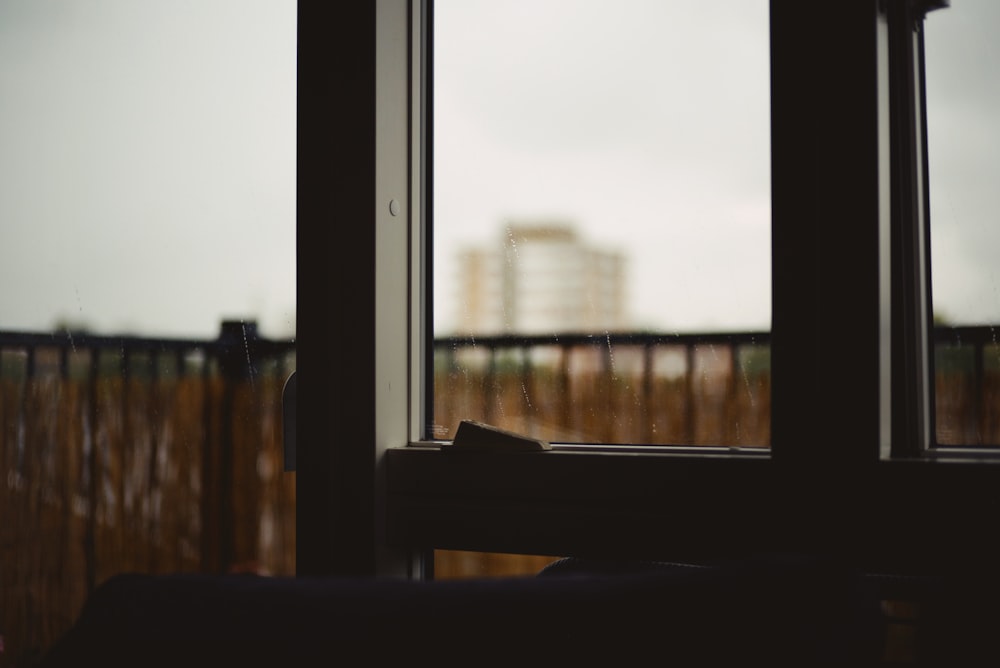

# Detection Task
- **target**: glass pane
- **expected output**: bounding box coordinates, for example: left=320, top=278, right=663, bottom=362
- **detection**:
left=0, top=2, right=296, bottom=661
left=925, top=1, right=1000, bottom=445
left=432, top=0, right=771, bottom=446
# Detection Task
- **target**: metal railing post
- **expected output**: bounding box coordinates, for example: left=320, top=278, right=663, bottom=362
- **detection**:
left=215, top=320, right=260, bottom=573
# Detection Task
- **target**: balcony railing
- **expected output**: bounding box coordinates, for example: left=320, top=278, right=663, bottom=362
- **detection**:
left=3, top=323, right=998, bottom=662
left=933, top=325, right=1000, bottom=445
left=433, top=326, right=1000, bottom=448
left=433, top=331, right=772, bottom=447
left=0, top=321, right=294, bottom=664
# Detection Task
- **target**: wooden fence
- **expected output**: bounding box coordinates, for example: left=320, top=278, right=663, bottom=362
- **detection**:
left=431, top=327, right=1000, bottom=448
left=432, top=332, right=773, bottom=447
left=3, top=324, right=998, bottom=663
left=0, top=323, right=295, bottom=667
left=933, top=328, right=1000, bottom=445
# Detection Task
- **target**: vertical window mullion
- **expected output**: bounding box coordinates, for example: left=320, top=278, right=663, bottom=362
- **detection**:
left=297, top=2, right=378, bottom=577
left=770, top=0, right=882, bottom=467
left=419, top=0, right=435, bottom=443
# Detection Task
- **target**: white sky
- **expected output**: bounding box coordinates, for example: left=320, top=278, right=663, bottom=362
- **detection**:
left=0, top=0, right=296, bottom=338
left=924, top=0, right=1000, bottom=326
left=0, top=1, right=996, bottom=339
left=433, top=0, right=772, bottom=334
left=433, top=0, right=1000, bottom=334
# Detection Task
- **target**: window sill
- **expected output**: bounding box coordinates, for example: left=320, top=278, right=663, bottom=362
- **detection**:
left=386, top=444, right=775, bottom=563
left=386, top=444, right=1000, bottom=573
left=406, top=440, right=772, bottom=457
left=919, top=447, right=1000, bottom=464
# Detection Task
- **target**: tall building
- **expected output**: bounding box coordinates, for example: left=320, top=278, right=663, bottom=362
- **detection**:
left=452, top=223, right=627, bottom=335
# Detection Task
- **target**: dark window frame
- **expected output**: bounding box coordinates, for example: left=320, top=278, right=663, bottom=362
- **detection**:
left=296, top=0, right=1000, bottom=580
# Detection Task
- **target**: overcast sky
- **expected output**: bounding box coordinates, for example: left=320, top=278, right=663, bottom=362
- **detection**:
left=434, top=0, right=771, bottom=333
left=0, top=0, right=296, bottom=338
left=434, top=0, right=1000, bottom=333
left=924, top=0, right=1000, bottom=326
left=0, top=1, right=996, bottom=339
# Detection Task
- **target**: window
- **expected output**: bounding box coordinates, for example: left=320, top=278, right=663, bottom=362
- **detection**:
left=295, top=0, right=1000, bottom=580
left=1, top=2, right=297, bottom=656
left=430, top=0, right=772, bottom=448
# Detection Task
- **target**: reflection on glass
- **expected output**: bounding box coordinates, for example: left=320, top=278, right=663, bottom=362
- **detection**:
left=925, top=1, right=1000, bottom=445
left=434, top=550, right=562, bottom=580
left=433, top=0, right=771, bottom=445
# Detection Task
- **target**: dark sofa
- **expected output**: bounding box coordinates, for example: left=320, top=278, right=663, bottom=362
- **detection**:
left=39, top=555, right=888, bottom=666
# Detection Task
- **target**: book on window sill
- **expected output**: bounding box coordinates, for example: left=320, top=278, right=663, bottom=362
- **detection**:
left=443, top=419, right=551, bottom=453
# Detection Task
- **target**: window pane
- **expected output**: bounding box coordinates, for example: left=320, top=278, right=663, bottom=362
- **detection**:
left=0, top=2, right=296, bottom=659
left=432, top=0, right=771, bottom=446
left=925, top=1, right=1000, bottom=445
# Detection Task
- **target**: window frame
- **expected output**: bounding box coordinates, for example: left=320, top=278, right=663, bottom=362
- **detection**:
left=296, top=0, right=1000, bottom=580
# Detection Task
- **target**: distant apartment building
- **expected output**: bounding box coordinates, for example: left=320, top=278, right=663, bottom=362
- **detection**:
left=452, top=223, right=627, bottom=335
